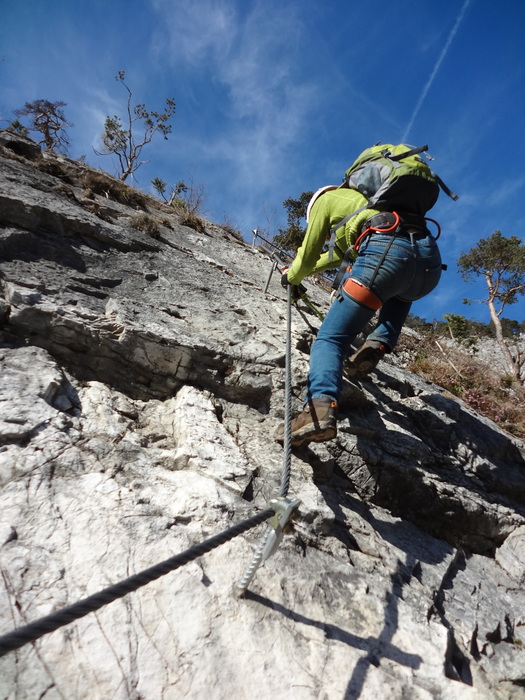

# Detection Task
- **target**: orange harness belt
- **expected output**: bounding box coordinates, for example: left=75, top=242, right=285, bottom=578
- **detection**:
left=342, top=278, right=382, bottom=310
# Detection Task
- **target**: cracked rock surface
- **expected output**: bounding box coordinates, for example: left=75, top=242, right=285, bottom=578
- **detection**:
left=1, top=133, right=525, bottom=699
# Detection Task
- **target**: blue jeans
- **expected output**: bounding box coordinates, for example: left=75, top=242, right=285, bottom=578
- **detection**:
left=306, top=233, right=442, bottom=403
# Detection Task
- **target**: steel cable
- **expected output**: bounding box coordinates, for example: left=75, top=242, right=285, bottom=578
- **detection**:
left=0, top=508, right=274, bottom=658
left=0, top=274, right=302, bottom=651
left=279, top=283, right=293, bottom=498
left=236, top=286, right=295, bottom=595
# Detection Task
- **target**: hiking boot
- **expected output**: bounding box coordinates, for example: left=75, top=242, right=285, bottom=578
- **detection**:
left=346, top=339, right=388, bottom=378
left=274, top=397, right=338, bottom=447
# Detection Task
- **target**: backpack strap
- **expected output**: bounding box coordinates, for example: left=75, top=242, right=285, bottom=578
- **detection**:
left=386, top=144, right=429, bottom=161
left=327, top=204, right=368, bottom=261
left=395, top=146, right=459, bottom=201
left=385, top=145, right=459, bottom=201
left=434, top=174, right=459, bottom=201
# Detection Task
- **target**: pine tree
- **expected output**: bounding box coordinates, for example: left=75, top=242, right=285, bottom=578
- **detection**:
left=14, top=100, right=72, bottom=152
left=458, top=230, right=525, bottom=382
left=272, top=191, right=313, bottom=252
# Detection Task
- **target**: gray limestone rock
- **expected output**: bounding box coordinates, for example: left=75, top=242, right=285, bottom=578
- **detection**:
left=1, top=132, right=525, bottom=699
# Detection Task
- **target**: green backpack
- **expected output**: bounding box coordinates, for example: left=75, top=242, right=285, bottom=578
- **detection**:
left=328, top=143, right=458, bottom=258
left=344, top=142, right=457, bottom=213
left=326, top=144, right=458, bottom=290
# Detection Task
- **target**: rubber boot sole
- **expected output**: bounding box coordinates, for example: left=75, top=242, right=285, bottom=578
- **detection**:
left=290, top=424, right=337, bottom=447
left=346, top=344, right=386, bottom=378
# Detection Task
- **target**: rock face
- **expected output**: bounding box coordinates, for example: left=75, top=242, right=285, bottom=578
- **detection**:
left=1, top=133, right=525, bottom=700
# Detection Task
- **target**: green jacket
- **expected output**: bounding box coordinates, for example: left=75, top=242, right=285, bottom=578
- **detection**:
left=286, top=188, right=381, bottom=285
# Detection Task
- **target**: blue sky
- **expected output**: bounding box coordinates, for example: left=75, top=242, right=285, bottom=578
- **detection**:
left=1, top=0, right=525, bottom=325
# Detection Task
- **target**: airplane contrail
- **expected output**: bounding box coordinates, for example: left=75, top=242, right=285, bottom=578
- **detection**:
left=402, top=0, right=472, bottom=142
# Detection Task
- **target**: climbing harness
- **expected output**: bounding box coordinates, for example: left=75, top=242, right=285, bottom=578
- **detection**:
left=236, top=283, right=301, bottom=596
left=342, top=278, right=383, bottom=310
left=353, top=211, right=401, bottom=252
left=331, top=211, right=439, bottom=293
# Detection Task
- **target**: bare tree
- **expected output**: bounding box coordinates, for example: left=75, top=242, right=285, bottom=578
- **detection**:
left=13, top=99, right=72, bottom=152
left=97, top=71, right=176, bottom=181
left=458, top=230, right=525, bottom=382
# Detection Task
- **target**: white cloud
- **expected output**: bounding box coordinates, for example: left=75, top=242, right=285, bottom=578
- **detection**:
left=402, top=0, right=472, bottom=141
left=150, top=0, right=319, bottom=207
left=487, top=176, right=525, bottom=207
left=151, top=0, right=238, bottom=67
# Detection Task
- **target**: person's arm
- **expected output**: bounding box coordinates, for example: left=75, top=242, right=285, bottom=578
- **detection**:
left=287, top=195, right=376, bottom=282
left=285, top=197, right=331, bottom=285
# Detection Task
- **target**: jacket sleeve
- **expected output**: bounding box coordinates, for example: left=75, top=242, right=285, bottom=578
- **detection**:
left=285, top=194, right=332, bottom=285
left=286, top=195, right=376, bottom=284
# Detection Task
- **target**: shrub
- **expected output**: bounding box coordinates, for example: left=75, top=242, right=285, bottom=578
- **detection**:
left=130, top=213, right=162, bottom=238
left=177, top=210, right=206, bottom=234
left=82, top=171, right=147, bottom=209
left=170, top=178, right=206, bottom=216
left=170, top=197, right=188, bottom=212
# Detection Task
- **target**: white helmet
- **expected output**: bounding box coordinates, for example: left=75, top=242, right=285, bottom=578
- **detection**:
left=306, top=185, right=339, bottom=223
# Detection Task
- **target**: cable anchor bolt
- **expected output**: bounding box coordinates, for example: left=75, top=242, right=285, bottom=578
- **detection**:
left=261, top=497, right=301, bottom=561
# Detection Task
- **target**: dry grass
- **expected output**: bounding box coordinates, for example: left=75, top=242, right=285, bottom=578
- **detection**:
left=130, top=212, right=163, bottom=238
left=396, top=333, right=525, bottom=439
left=175, top=209, right=207, bottom=233
left=36, top=157, right=78, bottom=184
left=219, top=217, right=243, bottom=241
left=81, top=171, right=147, bottom=209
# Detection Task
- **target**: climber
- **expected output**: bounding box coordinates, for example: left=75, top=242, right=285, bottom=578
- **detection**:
left=276, top=184, right=443, bottom=447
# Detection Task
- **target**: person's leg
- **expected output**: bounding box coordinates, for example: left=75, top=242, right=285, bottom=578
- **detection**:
left=364, top=235, right=441, bottom=347
left=275, top=292, right=375, bottom=446
left=347, top=234, right=442, bottom=376
left=366, top=297, right=412, bottom=348
left=306, top=291, right=376, bottom=402
left=283, top=239, right=407, bottom=444
left=276, top=235, right=439, bottom=446
left=345, top=297, right=412, bottom=377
